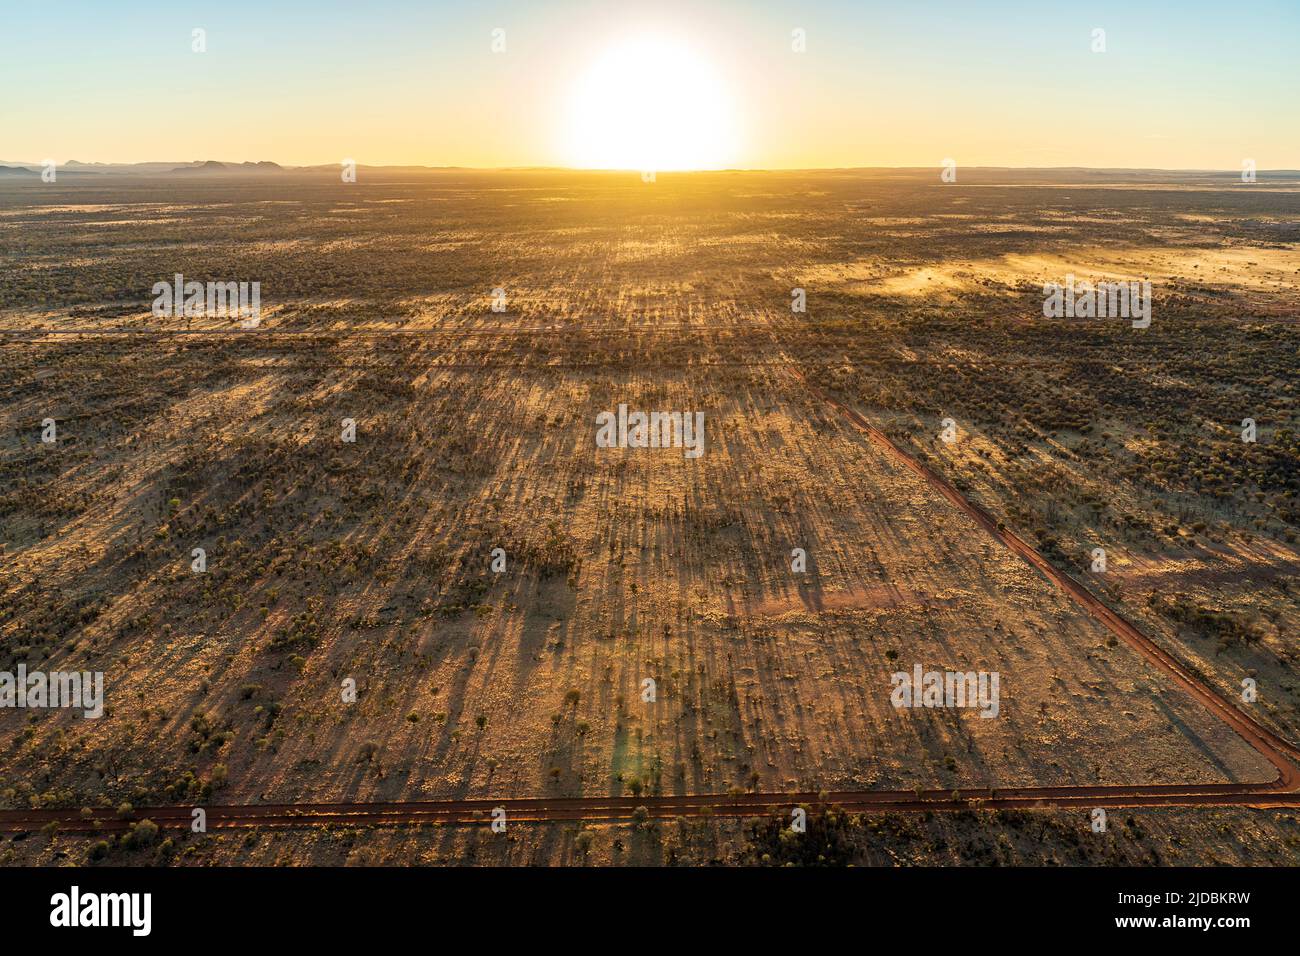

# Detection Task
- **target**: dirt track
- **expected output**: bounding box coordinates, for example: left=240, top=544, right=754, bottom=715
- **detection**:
left=4, top=779, right=1300, bottom=835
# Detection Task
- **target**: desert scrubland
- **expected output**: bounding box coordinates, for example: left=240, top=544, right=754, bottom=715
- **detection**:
left=1, top=168, right=1297, bottom=864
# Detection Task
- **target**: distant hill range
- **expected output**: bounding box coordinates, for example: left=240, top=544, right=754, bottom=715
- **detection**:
left=0, top=160, right=290, bottom=176
left=0, top=159, right=472, bottom=179
left=170, top=160, right=285, bottom=174
left=0, top=159, right=460, bottom=177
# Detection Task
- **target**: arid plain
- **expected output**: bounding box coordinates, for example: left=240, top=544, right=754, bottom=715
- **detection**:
left=2, top=168, right=1298, bottom=864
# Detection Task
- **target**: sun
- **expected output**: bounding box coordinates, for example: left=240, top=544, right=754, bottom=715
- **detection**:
left=561, top=34, right=738, bottom=172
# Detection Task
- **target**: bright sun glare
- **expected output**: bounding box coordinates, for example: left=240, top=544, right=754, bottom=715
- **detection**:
left=562, top=35, right=738, bottom=171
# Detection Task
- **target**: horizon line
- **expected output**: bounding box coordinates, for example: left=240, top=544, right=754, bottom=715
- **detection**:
left=4, top=160, right=1300, bottom=175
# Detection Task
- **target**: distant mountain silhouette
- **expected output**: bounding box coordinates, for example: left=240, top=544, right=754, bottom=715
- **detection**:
left=170, top=160, right=285, bottom=174
left=0, top=165, right=38, bottom=176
